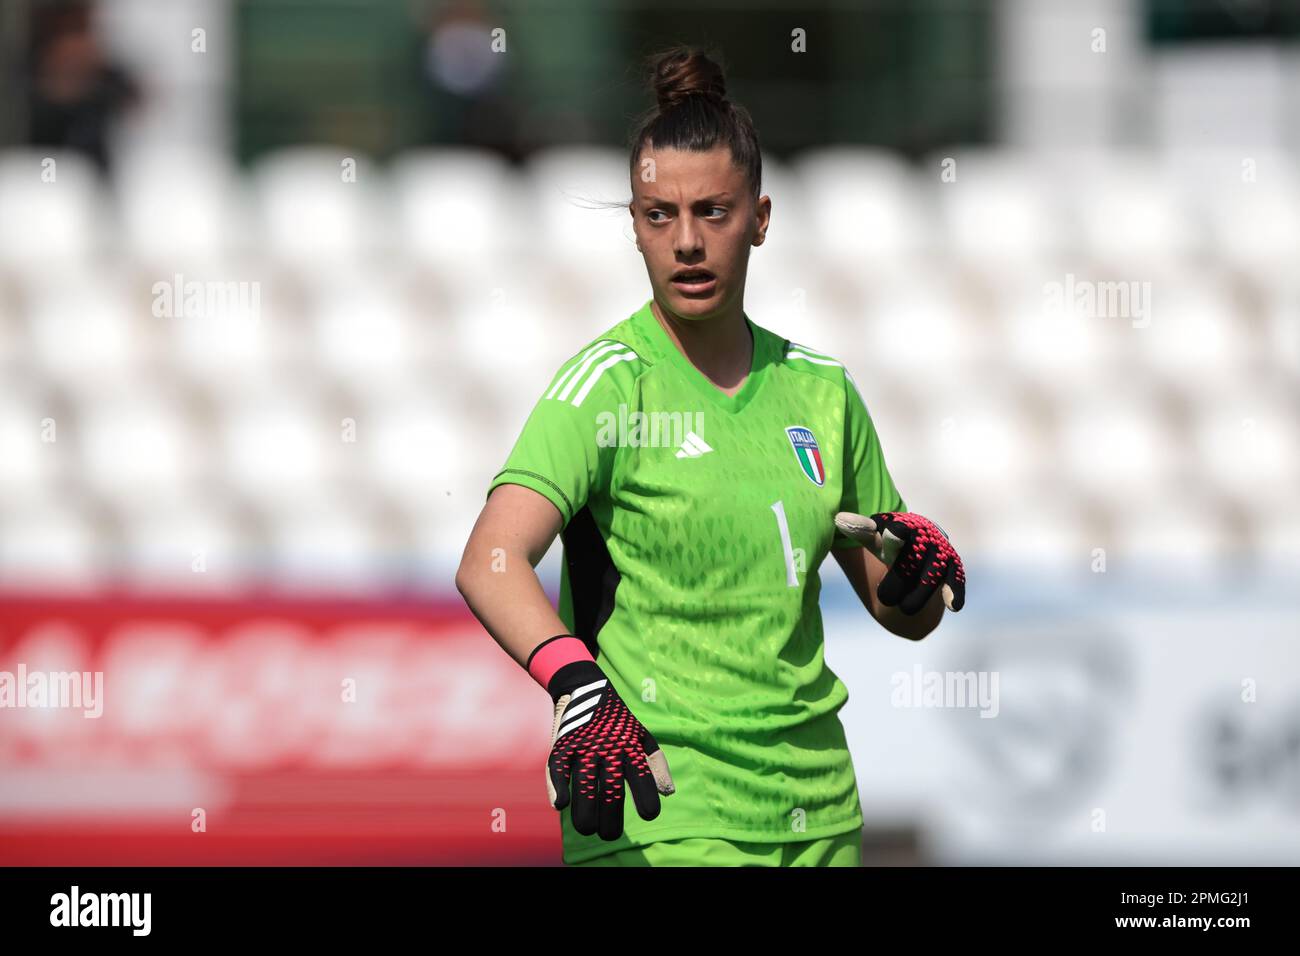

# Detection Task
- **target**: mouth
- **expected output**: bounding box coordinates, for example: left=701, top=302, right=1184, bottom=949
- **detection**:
left=670, top=269, right=718, bottom=295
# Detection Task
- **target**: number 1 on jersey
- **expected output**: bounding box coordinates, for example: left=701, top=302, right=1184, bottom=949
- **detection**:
left=770, top=500, right=801, bottom=587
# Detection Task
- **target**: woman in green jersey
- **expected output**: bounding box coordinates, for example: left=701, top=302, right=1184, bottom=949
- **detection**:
left=457, top=45, right=965, bottom=867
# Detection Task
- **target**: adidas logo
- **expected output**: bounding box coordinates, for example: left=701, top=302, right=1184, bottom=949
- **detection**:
left=675, top=432, right=714, bottom=458
left=557, top=678, right=607, bottom=740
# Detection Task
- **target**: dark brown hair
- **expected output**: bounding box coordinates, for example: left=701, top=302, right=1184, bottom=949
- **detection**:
left=629, top=46, right=762, bottom=203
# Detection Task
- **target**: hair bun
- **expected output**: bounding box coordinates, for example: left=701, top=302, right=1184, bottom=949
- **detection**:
left=652, top=47, right=728, bottom=112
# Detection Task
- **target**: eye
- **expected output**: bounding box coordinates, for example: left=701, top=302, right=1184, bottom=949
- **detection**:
left=646, top=209, right=668, bottom=223
left=706, top=205, right=728, bottom=218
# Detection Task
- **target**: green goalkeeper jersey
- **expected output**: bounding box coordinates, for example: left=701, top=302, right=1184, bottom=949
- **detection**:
left=486, top=298, right=906, bottom=863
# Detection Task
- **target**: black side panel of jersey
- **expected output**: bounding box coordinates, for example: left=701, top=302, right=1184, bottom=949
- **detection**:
left=561, top=505, right=620, bottom=657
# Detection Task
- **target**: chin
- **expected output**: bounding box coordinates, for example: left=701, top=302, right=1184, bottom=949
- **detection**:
left=666, top=287, right=725, bottom=316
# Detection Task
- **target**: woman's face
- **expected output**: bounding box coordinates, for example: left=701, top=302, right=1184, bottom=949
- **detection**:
left=629, top=145, right=770, bottom=321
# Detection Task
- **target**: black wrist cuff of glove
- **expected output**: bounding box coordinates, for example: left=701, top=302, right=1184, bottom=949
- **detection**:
left=546, top=659, right=604, bottom=703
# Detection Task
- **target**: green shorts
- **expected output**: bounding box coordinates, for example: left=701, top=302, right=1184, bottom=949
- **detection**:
left=568, top=830, right=862, bottom=867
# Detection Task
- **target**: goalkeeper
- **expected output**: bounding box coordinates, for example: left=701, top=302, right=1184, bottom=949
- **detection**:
left=456, top=46, right=964, bottom=867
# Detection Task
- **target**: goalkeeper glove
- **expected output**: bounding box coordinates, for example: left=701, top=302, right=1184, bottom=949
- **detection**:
left=834, top=511, right=966, bottom=614
left=527, top=635, right=675, bottom=841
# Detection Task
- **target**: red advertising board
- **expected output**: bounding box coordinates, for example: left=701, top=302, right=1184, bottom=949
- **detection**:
left=0, top=592, right=560, bottom=865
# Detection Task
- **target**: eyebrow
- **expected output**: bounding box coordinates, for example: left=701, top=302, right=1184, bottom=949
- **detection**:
left=639, top=194, right=734, bottom=206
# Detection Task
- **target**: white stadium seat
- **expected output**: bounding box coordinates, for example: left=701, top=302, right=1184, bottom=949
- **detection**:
left=990, top=279, right=1125, bottom=393
left=930, top=148, right=1070, bottom=279
left=390, top=147, right=522, bottom=268
left=260, top=488, right=390, bottom=594
left=1208, top=179, right=1300, bottom=285
left=22, top=270, right=148, bottom=386
left=1068, top=152, right=1204, bottom=274
left=1131, top=269, right=1258, bottom=392
left=74, top=378, right=206, bottom=508
left=912, top=372, right=1045, bottom=502
left=250, top=147, right=390, bottom=278
left=214, top=376, right=342, bottom=509
left=447, top=261, right=560, bottom=386
left=860, top=264, right=987, bottom=384
left=524, top=146, right=648, bottom=311
left=352, top=378, right=482, bottom=512
left=161, top=264, right=283, bottom=390
left=1184, top=375, right=1300, bottom=506
left=793, top=147, right=933, bottom=258
left=0, top=150, right=106, bottom=273
left=0, top=378, right=65, bottom=505
left=117, top=495, right=252, bottom=591
left=792, top=147, right=935, bottom=274
left=525, top=146, right=635, bottom=262
left=746, top=252, right=853, bottom=361
left=306, top=267, right=428, bottom=387
left=114, top=145, right=252, bottom=268
left=1052, top=378, right=1185, bottom=501
left=0, top=493, right=106, bottom=589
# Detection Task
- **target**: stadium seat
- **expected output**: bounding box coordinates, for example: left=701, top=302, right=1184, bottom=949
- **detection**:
left=524, top=146, right=634, bottom=264
left=389, top=147, right=522, bottom=269
left=929, top=148, right=1070, bottom=282
left=250, top=147, right=390, bottom=279
left=1068, top=151, right=1204, bottom=274
left=114, top=145, right=252, bottom=269
left=214, top=375, right=343, bottom=510
left=0, top=493, right=106, bottom=590
left=260, top=488, right=391, bottom=594
left=989, top=279, right=1124, bottom=393
left=0, top=376, right=65, bottom=506
left=353, top=377, right=483, bottom=513
left=1051, top=376, right=1186, bottom=501
left=306, top=267, right=428, bottom=388
left=0, top=150, right=106, bottom=274
left=792, top=147, right=935, bottom=275
left=22, top=269, right=149, bottom=387
left=912, top=371, right=1045, bottom=502
left=1185, top=375, right=1300, bottom=507
left=117, top=494, right=252, bottom=591
left=74, top=377, right=206, bottom=508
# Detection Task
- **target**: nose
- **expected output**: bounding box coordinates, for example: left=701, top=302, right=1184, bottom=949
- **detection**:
left=673, top=213, right=703, bottom=258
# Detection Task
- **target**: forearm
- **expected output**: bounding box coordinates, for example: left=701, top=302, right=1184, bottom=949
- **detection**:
left=832, top=542, right=947, bottom=641
left=455, top=548, right=571, bottom=669
left=871, top=583, right=945, bottom=641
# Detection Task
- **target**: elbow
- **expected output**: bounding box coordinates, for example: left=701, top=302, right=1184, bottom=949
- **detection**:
left=896, top=608, right=944, bottom=642
left=895, top=623, right=936, bottom=642
left=876, top=604, right=942, bottom=642
left=454, top=551, right=476, bottom=600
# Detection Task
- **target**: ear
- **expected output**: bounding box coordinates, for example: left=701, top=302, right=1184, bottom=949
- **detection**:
left=752, top=194, right=772, bottom=247
left=630, top=202, right=643, bottom=251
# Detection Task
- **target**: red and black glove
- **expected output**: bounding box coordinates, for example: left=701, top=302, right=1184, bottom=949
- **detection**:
left=835, top=511, right=966, bottom=614
left=527, top=635, right=675, bottom=841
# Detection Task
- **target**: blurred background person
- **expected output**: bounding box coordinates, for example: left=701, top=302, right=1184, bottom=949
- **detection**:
left=21, top=0, right=140, bottom=173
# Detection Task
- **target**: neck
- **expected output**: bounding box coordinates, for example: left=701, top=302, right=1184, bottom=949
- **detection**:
left=650, top=297, right=753, bottom=390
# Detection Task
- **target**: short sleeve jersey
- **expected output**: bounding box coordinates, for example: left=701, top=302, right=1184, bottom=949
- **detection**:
left=487, top=298, right=906, bottom=863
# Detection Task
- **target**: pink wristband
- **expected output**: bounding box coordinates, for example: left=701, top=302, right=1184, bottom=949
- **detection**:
left=526, top=635, right=595, bottom=690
